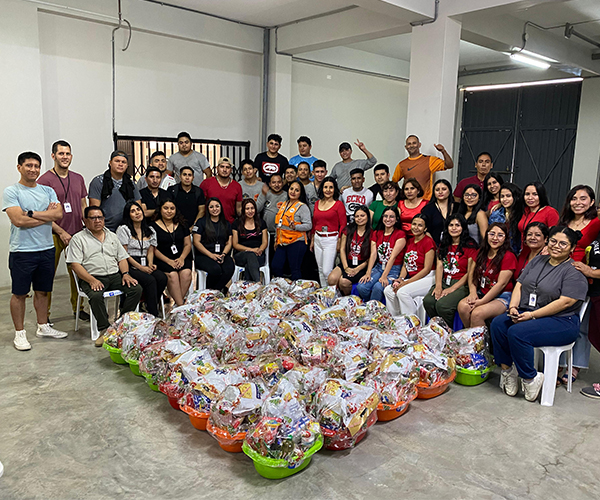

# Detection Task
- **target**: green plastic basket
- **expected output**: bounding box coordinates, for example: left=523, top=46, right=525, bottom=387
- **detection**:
left=454, top=365, right=494, bottom=386
left=242, top=434, right=323, bottom=479
left=102, top=343, right=127, bottom=365
left=142, top=372, right=160, bottom=392
left=128, top=359, right=142, bottom=377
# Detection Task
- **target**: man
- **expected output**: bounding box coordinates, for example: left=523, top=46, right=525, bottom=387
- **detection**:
left=167, top=166, right=205, bottom=230
left=392, top=135, right=453, bottom=200
left=240, top=159, right=262, bottom=202
left=3, top=151, right=68, bottom=351
left=369, top=163, right=391, bottom=201
left=304, top=159, right=327, bottom=212
left=289, top=136, right=318, bottom=169
left=331, top=140, right=377, bottom=192
left=167, top=132, right=212, bottom=186
left=342, top=169, right=374, bottom=223
left=254, top=133, right=289, bottom=185
left=38, top=140, right=89, bottom=323
left=453, top=152, right=493, bottom=202
left=89, top=151, right=141, bottom=232
left=136, top=151, right=176, bottom=190
left=283, top=165, right=298, bottom=188
left=67, top=206, right=142, bottom=346
left=200, top=157, right=242, bottom=223
left=256, top=174, right=287, bottom=237
left=140, top=166, right=172, bottom=219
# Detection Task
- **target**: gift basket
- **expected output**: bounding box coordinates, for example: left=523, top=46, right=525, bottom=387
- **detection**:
left=403, top=343, right=456, bottom=399
left=103, top=312, right=157, bottom=364
left=313, top=379, right=379, bottom=450
left=447, top=326, right=494, bottom=385
left=329, top=341, right=372, bottom=383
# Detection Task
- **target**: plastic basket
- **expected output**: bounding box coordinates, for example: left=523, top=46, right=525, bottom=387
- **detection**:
left=321, top=410, right=378, bottom=451
left=416, top=371, right=456, bottom=399
left=128, top=359, right=142, bottom=377
left=377, top=387, right=418, bottom=422
left=206, top=420, right=246, bottom=453
left=142, top=373, right=160, bottom=392
left=242, top=434, right=324, bottom=479
left=454, top=365, right=494, bottom=386
left=103, top=343, right=127, bottom=365
left=167, top=395, right=181, bottom=411
left=180, top=405, right=209, bottom=431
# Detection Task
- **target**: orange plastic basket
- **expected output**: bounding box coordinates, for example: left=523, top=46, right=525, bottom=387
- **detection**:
left=377, top=387, right=418, bottom=421
left=180, top=405, right=209, bottom=431
left=416, top=371, right=456, bottom=399
left=206, top=420, right=246, bottom=453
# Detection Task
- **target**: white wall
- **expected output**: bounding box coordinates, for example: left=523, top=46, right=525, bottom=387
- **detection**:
left=290, top=60, right=409, bottom=186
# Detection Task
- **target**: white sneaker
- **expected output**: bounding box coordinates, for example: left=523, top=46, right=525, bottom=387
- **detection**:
left=0, top=459, right=3, bottom=478
left=522, top=372, right=545, bottom=402
left=14, top=330, right=31, bottom=351
left=499, top=365, right=519, bottom=396
left=36, top=323, right=68, bottom=339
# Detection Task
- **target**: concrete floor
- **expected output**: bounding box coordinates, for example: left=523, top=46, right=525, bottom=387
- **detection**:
left=0, top=276, right=599, bottom=500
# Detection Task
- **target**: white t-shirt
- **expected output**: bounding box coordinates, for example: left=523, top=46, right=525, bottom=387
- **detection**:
left=341, top=187, right=374, bottom=221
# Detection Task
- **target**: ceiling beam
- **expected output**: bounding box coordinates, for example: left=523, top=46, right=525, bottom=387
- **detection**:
left=444, top=0, right=564, bottom=18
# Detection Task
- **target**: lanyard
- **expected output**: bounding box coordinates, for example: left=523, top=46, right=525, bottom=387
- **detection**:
left=163, top=221, right=177, bottom=244
left=133, top=227, right=145, bottom=255
left=52, top=169, right=70, bottom=199
left=352, top=231, right=365, bottom=251
left=523, top=207, right=540, bottom=229
left=532, top=257, right=568, bottom=292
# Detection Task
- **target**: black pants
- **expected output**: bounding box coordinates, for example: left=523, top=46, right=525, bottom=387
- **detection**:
left=233, top=251, right=266, bottom=283
left=129, top=267, right=167, bottom=317
left=195, top=254, right=235, bottom=290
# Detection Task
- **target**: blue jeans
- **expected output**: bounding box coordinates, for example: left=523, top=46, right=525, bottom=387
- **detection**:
left=272, top=240, right=307, bottom=281
left=559, top=305, right=591, bottom=369
left=490, top=313, right=581, bottom=379
left=356, top=263, right=401, bottom=302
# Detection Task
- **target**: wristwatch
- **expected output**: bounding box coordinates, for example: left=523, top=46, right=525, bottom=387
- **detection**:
left=122, top=271, right=130, bottom=276
left=27, top=210, right=33, bottom=218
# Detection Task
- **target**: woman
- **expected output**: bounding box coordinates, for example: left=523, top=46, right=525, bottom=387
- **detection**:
left=194, top=197, right=234, bottom=293
left=457, top=184, right=485, bottom=243
left=482, top=172, right=504, bottom=212
left=490, top=226, right=587, bottom=402
left=421, top=179, right=457, bottom=246
left=369, top=181, right=399, bottom=229
left=297, top=162, right=311, bottom=186
left=397, top=178, right=428, bottom=234
left=457, top=223, right=517, bottom=327
left=489, top=183, right=524, bottom=255
left=423, top=214, right=477, bottom=326
left=116, top=201, right=167, bottom=317
left=311, top=177, right=347, bottom=286
left=232, top=198, right=268, bottom=283
left=557, top=185, right=600, bottom=385
left=515, top=222, right=549, bottom=279
left=271, top=181, right=312, bottom=281
left=357, top=206, right=406, bottom=302
left=384, top=214, right=436, bottom=316
left=518, top=182, right=560, bottom=248
left=328, top=205, right=372, bottom=295
left=152, top=199, right=193, bottom=307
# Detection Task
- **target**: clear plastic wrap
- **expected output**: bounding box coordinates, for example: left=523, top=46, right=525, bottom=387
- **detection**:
left=365, top=351, right=418, bottom=405
left=209, top=382, right=265, bottom=436
left=329, top=340, right=372, bottom=383
left=180, top=366, right=246, bottom=413
left=228, top=281, right=264, bottom=301
left=307, top=286, right=339, bottom=308
left=276, top=319, right=316, bottom=359
left=243, top=353, right=297, bottom=388
left=278, top=366, right=327, bottom=412
left=221, top=325, right=277, bottom=363
left=318, top=304, right=353, bottom=334
left=338, top=326, right=376, bottom=348
left=292, top=303, right=325, bottom=324
left=288, top=280, right=321, bottom=301
left=403, top=343, right=455, bottom=386
left=446, top=326, right=490, bottom=369
left=104, top=311, right=157, bottom=348
left=416, top=317, right=452, bottom=353
left=185, top=289, right=224, bottom=305
left=359, top=300, right=396, bottom=330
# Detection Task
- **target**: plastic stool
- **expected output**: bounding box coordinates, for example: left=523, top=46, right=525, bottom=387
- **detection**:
left=534, top=342, right=575, bottom=407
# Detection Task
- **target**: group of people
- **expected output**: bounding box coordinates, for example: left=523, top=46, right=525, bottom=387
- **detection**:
left=4, top=132, right=600, bottom=403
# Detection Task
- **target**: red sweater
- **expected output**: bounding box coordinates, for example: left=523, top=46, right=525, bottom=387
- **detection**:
left=312, top=200, right=347, bottom=235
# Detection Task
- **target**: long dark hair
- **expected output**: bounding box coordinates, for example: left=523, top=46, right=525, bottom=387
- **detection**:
left=523, top=181, right=551, bottom=210
left=473, top=222, right=511, bottom=287
left=376, top=205, right=403, bottom=231
left=237, top=198, right=262, bottom=236
left=345, top=205, right=372, bottom=262
left=317, top=176, right=340, bottom=200
left=121, top=200, right=153, bottom=238
left=427, top=179, right=453, bottom=206
left=560, top=184, right=597, bottom=224
left=482, top=172, right=504, bottom=209
left=287, top=180, right=308, bottom=205
left=153, top=198, right=186, bottom=225
left=204, top=197, right=229, bottom=243
left=457, top=184, right=484, bottom=224
left=438, top=213, right=477, bottom=260
left=499, top=183, right=524, bottom=249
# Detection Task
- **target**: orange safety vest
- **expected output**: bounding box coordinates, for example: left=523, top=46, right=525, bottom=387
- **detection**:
left=275, top=201, right=308, bottom=246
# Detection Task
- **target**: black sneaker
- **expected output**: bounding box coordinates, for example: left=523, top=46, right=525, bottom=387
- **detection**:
left=74, top=310, right=91, bottom=322
left=580, top=384, right=600, bottom=399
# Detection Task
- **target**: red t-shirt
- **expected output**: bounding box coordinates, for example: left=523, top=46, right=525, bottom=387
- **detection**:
left=403, top=235, right=436, bottom=277
left=344, top=228, right=369, bottom=264
left=38, top=170, right=88, bottom=235
left=515, top=248, right=531, bottom=280
left=371, top=229, right=406, bottom=267
left=572, top=218, right=600, bottom=262
left=398, top=199, right=428, bottom=233
left=200, top=177, right=243, bottom=223
left=441, top=245, right=477, bottom=282
left=454, top=175, right=484, bottom=199
left=487, top=200, right=500, bottom=211
left=518, top=206, right=560, bottom=239
left=478, top=250, right=517, bottom=294
left=312, top=200, right=347, bottom=235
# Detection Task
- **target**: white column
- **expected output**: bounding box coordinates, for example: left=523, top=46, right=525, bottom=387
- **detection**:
left=267, top=29, right=293, bottom=157
left=571, top=78, right=600, bottom=191
left=405, top=14, right=461, bottom=182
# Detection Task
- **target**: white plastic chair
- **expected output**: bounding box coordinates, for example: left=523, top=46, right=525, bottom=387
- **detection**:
left=231, top=233, right=271, bottom=285
left=414, top=296, right=426, bottom=325
left=534, top=297, right=589, bottom=407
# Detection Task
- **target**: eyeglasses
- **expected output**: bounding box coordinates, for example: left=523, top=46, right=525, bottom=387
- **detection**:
left=548, top=238, right=570, bottom=250
left=88, top=216, right=105, bottom=221
left=463, top=193, right=479, bottom=199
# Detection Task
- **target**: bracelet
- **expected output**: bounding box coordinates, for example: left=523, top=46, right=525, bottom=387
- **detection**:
left=122, top=271, right=130, bottom=276
left=530, top=312, right=535, bottom=320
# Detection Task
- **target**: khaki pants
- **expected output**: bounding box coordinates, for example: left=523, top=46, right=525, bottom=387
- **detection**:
left=48, top=233, right=80, bottom=315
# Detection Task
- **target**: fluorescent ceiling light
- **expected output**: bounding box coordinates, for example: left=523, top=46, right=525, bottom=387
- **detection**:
left=510, top=53, right=551, bottom=69
left=462, top=77, right=583, bottom=92
left=511, top=48, right=558, bottom=63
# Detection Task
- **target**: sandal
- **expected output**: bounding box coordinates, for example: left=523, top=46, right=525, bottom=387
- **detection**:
left=580, top=383, right=600, bottom=399
left=556, top=367, right=564, bottom=387
left=560, top=367, right=580, bottom=385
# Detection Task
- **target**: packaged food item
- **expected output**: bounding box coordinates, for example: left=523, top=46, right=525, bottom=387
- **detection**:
left=307, top=286, right=339, bottom=308
left=104, top=311, right=157, bottom=348
left=417, top=317, right=452, bottom=353
left=318, top=304, right=352, bottom=333
left=221, top=326, right=276, bottom=363
left=370, top=329, right=412, bottom=351
left=244, top=354, right=297, bottom=388
left=180, top=366, right=246, bottom=413
left=278, top=366, right=327, bottom=411
left=185, top=289, right=224, bottom=305
left=359, top=300, right=395, bottom=330
left=403, top=343, right=455, bottom=386
left=329, top=341, right=372, bottom=383
left=209, top=382, right=265, bottom=436
left=393, top=314, right=421, bottom=338
left=333, top=295, right=363, bottom=309
left=446, top=326, right=488, bottom=360
left=288, top=280, right=321, bottom=301
left=338, top=326, right=375, bottom=348
left=277, top=319, right=315, bottom=358
left=228, top=281, right=263, bottom=301
left=292, top=303, right=325, bottom=324
left=210, top=322, right=244, bottom=361
left=299, top=334, right=338, bottom=367
left=365, top=351, right=418, bottom=405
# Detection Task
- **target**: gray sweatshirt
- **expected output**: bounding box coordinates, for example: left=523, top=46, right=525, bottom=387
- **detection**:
left=240, top=179, right=263, bottom=203
left=331, top=156, right=377, bottom=190
left=256, top=190, right=288, bottom=232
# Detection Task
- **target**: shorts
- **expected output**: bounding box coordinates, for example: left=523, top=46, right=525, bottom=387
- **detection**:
left=337, top=264, right=367, bottom=284
left=9, top=248, right=56, bottom=295
left=494, top=291, right=512, bottom=308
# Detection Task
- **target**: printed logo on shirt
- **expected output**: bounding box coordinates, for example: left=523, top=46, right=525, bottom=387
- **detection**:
left=377, top=242, right=392, bottom=266
left=404, top=250, right=418, bottom=273
left=345, top=194, right=368, bottom=215
left=444, top=251, right=460, bottom=276
left=262, top=162, right=279, bottom=174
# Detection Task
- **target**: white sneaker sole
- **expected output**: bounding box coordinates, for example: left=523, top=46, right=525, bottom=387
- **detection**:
left=14, top=342, right=31, bottom=351
left=36, top=332, right=68, bottom=339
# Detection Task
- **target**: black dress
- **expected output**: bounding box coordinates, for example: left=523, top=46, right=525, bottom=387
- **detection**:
left=152, top=221, right=193, bottom=273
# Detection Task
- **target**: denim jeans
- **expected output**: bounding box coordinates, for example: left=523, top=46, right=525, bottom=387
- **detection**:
left=355, top=263, right=401, bottom=303
left=272, top=240, right=307, bottom=281
left=559, top=305, right=591, bottom=369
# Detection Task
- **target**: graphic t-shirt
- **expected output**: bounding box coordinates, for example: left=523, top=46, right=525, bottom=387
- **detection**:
left=341, top=187, right=374, bottom=221
left=478, top=251, right=517, bottom=294
left=441, top=245, right=477, bottom=282
left=392, top=154, right=446, bottom=200
left=346, top=229, right=369, bottom=265
left=254, top=152, right=289, bottom=184
left=232, top=219, right=267, bottom=249
left=371, top=229, right=406, bottom=267
left=403, top=235, right=436, bottom=277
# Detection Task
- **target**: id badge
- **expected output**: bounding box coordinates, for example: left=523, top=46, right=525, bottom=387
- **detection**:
left=140, top=257, right=147, bottom=266
left=529, top=293, right=537, bottom=308
left=445, top=275, right=452, bottom=286
left=323, top=226, right=328, bottom=233
left=63, top=202, right=72, bottom=213
left=481, top=277, right=486, bottom=288
left=171, top=244, right=178, bottom=255
left=277, top=221, right=283, bottom=228
left=215, top=243, right=221, bottom=253
left=352, top=256, right=358, bottom=266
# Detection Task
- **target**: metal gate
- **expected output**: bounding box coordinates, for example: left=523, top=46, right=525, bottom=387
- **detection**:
left=457, top=81, right=582, bottom=206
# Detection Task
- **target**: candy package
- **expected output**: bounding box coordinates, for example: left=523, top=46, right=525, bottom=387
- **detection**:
left=338, top=326, right=375, bottom=348
left=417, top=317, right=452, bottom=353
left=308, top=286, right=339, bottom=308
left=365, top=351, right=418, bottom=405
left=209, top=382, right=265, bottom=436
left=228, top=281, right=263, bottom=301
left=329, top=341, right=372, bottom=383
left=403, top=343, right=455, bottom=386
